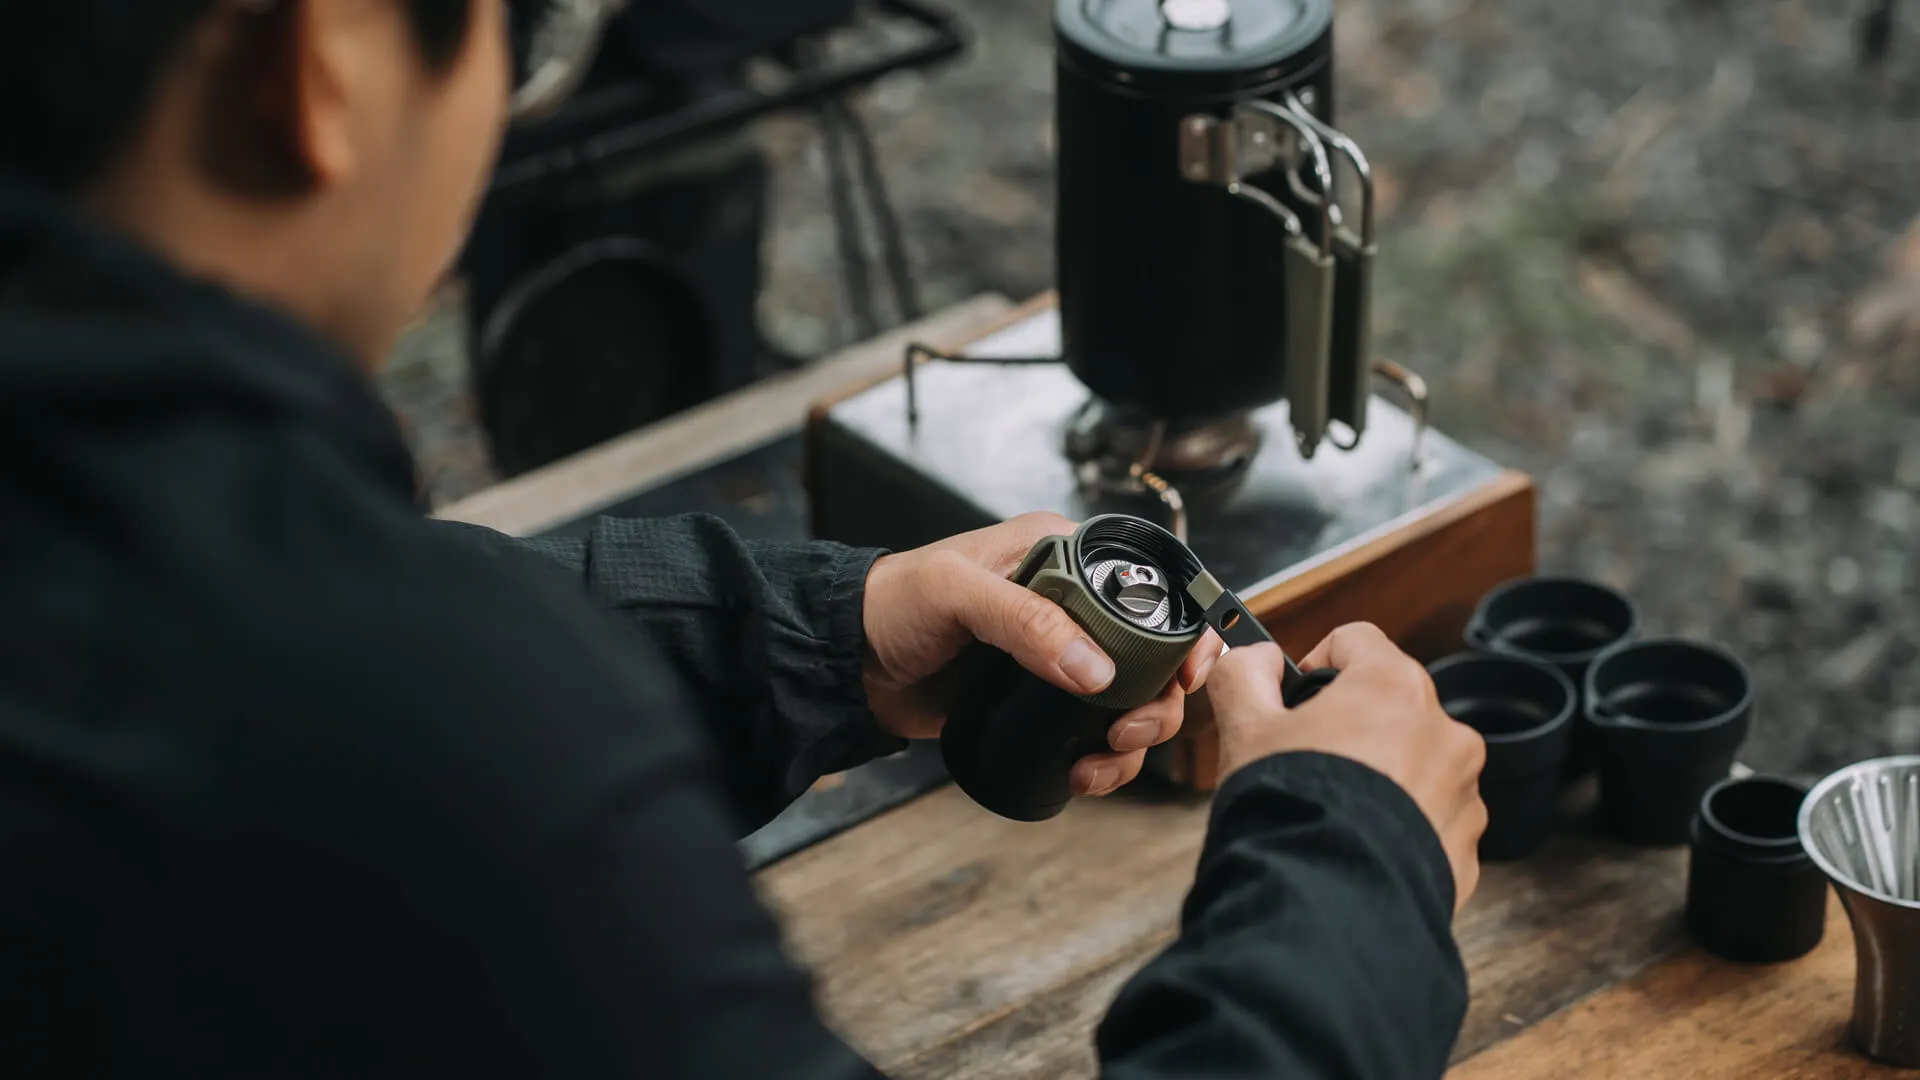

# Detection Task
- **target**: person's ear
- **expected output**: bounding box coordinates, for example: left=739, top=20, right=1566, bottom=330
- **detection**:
left=195, top=0, right=391, bottom=196
left=282, top=0, right=375, bottom=190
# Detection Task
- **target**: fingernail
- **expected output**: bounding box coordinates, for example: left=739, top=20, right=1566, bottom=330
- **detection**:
left=1060, top=639, right=1115, bottom=692
left=1078, top=762, right=1120, bottom=796
left=1190, top=650, right=1219, bottom=691
left=1110, top=718, right=1160, bottom=752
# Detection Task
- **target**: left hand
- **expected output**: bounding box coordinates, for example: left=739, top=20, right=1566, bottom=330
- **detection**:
left=862, top=512, right=1223, bottom=798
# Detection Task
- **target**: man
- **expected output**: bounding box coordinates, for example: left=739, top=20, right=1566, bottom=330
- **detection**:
left=0, top=1, right=1488, bottom=1076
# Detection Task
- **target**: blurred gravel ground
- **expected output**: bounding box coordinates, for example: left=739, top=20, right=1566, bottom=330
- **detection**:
left=382, top=0, right=1920, bottom=776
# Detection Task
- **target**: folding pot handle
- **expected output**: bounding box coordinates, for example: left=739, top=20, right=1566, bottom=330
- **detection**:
left=1282, top=91, right=1376, bottom=448
left=1177, top=105, right=1338, bottom=459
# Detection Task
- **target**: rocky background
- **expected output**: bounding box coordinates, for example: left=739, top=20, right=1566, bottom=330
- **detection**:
left=381, top=0, right=1920, bottom=778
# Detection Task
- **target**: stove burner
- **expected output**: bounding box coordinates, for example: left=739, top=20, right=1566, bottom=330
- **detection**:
left=1064, top=400, right=1266, bottom=544
left=1064, top=400, right=1265, bottom=480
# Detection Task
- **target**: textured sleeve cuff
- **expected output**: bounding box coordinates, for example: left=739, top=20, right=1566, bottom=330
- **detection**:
left=1210, top=751, right=1460, bottom=919
left=757, top=540, right=908, bottom=791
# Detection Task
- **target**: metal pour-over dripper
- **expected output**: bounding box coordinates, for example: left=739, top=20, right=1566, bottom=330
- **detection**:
left=1798, top=756, right=1920, bottom=1068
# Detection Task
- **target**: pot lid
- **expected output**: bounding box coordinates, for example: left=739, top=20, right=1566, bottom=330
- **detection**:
left=1056, top=0, right=1332, bottom=73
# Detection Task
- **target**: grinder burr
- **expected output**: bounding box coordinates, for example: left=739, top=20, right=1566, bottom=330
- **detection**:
left=940, top=514, right=1334, bottom=821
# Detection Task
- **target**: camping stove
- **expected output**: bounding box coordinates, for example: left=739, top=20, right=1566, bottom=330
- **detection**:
left=809, top=306, right=1504, bottom=612
left=807, top=0, right=1542, bottom=788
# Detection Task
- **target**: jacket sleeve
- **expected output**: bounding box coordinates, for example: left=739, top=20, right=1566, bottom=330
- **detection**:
left=1097, top=751, right=1470, bottom=1078
left=222, top=548, right=896, bottom=1080
left=433, top=515, right=904, bottom=834
left=382, top=720, right=1465, bottom=1079
left=281, top=585, right=1465, bottom=1080
left=431, top=522, right=1470, bottom=1078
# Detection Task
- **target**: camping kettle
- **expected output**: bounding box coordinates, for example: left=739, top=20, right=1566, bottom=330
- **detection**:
left=1053, top=0, right=1377, bottom=459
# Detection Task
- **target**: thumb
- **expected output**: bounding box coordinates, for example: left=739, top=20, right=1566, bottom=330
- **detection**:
left=950, top=565, right=1115, bottom=695
left=1207, top=643, right=1290, bottom=717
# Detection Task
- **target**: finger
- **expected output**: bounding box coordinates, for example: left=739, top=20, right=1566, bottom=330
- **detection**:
left=1300, top=621, right=1403, bottom=673
left=1108, top=682, right=1185, bottom=753
left=1001, top=510, right=1080, bottom=547
left=1451, top=798, right=1488, bottom=912
left=1454, top=854, right=1481, bottom=915
left=1072, top=749, right=1145, bottom=797
left=1464, top=793, right=1490, bottom=846
left=1458, top=726, right=1489, bottom=785
left=1206, top=642, right=1290, bottom=716
left=1178, top=629, right=1225, bottom=692
left=948, top=561, right=1115, bottom=695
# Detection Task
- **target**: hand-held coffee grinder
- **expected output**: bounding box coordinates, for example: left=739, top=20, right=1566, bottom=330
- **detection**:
left=940, top=515, right=1338, bottom=822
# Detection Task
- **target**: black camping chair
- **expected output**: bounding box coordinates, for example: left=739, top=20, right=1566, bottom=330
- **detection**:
left=461, top=0, right=966, bottom=477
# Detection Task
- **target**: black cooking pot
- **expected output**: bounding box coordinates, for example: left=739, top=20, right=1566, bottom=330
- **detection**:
left=1054, top=0, right=1373, bottom=458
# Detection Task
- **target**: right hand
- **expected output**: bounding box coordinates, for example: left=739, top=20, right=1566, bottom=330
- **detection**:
left=1206, top=623, right=1488, bottom=912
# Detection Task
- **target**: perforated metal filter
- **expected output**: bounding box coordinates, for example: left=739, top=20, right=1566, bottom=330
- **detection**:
left=1802, top=756, right=1920, bottom=906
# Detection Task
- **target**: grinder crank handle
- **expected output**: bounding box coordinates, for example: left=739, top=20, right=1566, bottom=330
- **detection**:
left=1185, top=571, right=1340, bottom=708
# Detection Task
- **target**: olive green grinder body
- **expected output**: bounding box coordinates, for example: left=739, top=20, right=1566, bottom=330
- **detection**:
left=939, top=516, right=1208, bottom=822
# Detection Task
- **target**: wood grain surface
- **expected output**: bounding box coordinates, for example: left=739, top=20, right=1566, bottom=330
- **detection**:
left=802, top=290, right=1062, bottom=423
left=1450, top=901, right=1910, bottom=1079
left=756, top=786, right=1208, bottom=1078
left=756, top=780, right=1707, bottom=1079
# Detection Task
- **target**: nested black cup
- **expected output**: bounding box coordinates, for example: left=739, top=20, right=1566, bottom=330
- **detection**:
left=1586, top=638, right=1754, bottom=846
left=1465, top=576, right=1640, bottom=778
left=1686, top=775, right=1827, bottom=963
left=1428, top=652, right=1577, bottom=862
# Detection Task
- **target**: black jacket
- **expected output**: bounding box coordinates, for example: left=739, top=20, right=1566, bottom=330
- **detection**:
left=0, top=184, right=1468, bottom=1078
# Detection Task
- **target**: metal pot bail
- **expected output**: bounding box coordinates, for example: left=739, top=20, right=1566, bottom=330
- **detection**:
left=1283, top=91, right=1377, bottom=450
left=1176, top=102, right=1338, bottom=459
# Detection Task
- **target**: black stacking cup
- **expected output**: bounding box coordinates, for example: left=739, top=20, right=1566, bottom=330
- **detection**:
left=1685, top=775, right=1827, bottom=963
left=1586, top=638, right=1754, bottom=846
left=1465, top=577, right=1640, bottom=778
left=1428, top=653, right=1578, bottom=862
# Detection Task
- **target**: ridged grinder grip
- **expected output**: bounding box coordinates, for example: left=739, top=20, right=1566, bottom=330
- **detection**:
left=1012, top=535, right=1205, bottom=710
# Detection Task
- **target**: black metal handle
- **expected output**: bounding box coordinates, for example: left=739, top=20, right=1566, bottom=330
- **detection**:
left=1282, top=666, right=1340, bottom=708
left=492, top=0, right=968, bottom=193
left=1186, top=571, right=1341, bottom=709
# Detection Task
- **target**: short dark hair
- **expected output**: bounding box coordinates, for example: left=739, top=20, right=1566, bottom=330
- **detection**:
left=0, top=0, right=474, bottom=194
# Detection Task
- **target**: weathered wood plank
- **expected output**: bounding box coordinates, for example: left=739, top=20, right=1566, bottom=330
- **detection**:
left=896, top=938, right=1164, bottom=1080
left=757, top=785, right=1210, bottom=1073
left=757, top=776, right=1690, bottom=1077
left=1451, top=794, right=1689, bottom=1062
left=1449, top=902, right=1905, bottom=1079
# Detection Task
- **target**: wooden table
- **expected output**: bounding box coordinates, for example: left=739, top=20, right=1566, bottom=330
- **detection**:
left=440, top=298, right=1905, bottom=1078
left=758, top=779, right=1902, bottom=1079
